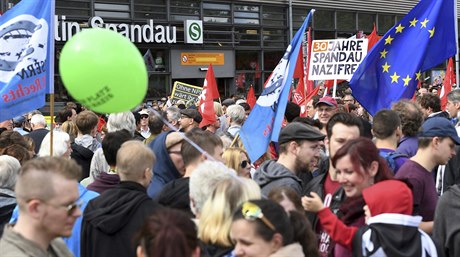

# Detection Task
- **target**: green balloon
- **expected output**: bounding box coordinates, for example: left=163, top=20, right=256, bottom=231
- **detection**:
left=59, top=28, right=147, bottom=113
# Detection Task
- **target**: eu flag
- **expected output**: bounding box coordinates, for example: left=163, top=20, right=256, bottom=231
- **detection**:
left=240, top=10, right=314, bottom=162
left=0, top=0, right=55, bottom=121
left=349, top=0, right=456, bottom=116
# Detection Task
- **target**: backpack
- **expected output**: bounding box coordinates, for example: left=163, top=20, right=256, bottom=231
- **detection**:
left=379, top=151, right=408, bottom=174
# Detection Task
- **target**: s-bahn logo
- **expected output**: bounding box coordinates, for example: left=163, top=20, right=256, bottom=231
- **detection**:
left=184, top=20, right=203, bottom=44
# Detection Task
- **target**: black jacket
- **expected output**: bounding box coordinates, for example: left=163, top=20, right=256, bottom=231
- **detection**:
left=71, top=143, right=94, bottom=180
left=27, top=128, right=49, bottom=153
left=81, top=181, right=162, bottom=257
left=154, top=177, right=193, bottom=217
left=302, top=162, right=345, bottom=232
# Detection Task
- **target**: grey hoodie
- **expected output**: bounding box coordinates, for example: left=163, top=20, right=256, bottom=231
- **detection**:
left=253, top=160, right=303, bottom=198
left=433, top=184, right=460, bottom=257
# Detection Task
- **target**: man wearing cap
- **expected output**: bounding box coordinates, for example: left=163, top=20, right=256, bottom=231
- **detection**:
left=396, top=117, right=460, bottom=234
left=138, top=110, right=151, bottom=139
left=179, top=109, right=202, bottom=132
left=253, top=122, right=325, bottom=198
left=12, top=116, right=29, bottom=135
left=315, top=96, right=338, bottom=134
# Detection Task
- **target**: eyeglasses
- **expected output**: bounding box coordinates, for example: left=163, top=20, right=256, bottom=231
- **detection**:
left=45, top=199, right=83, bottom=216
left=140, top=115, right=149, bottom=119
left=240, top=160, right=250, bottom=168
left=241, top=201, right=276, bottom=231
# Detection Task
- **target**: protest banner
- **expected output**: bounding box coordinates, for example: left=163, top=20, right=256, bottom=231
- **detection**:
left=308, top=38, right=368, bottom=80
left=170, top=81, right=202, bottom=104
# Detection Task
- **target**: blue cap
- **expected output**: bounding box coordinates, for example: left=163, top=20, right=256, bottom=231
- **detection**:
left=420, top=117, right=460, bottom=145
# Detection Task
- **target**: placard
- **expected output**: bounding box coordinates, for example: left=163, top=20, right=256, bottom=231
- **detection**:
left=308, top=38, right=368, bottom=80
left=170, top=81, right=202, bottom=104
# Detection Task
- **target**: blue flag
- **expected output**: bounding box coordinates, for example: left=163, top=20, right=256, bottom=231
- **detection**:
left=240, top=10, right=314, bottom=162
left=349, top=0, right=456, bottom=116
left=0, top=0, right=55, bottom=121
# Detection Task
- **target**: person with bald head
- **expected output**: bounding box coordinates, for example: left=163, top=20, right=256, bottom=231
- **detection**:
left=0, top=157, right=81, bottom=257
left=81, top=141, right=162, bottom=257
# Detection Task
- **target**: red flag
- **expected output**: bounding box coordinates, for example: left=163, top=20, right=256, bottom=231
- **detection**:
left=305, top=86, right=321, bottom=103
left=439, top=58, right=454, bottom=110
left=198, top=70, right=217, bottom=128
left=292, top=79, right=306, bottom=105
left=247, top=85, right=256, bottom=109
left=367, top=24, right=382, bottom=50
left=205, top=64, right=220, bottom=99
left=293, top=45, right=304, bottom=79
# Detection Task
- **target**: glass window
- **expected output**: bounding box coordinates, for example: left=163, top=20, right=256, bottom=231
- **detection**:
left=358, top=13, right=375, bottom=32
left=203, top=26, right=233, bottom=46
left=170, top=0, right=200, bottom=21
left=56, top=1, right=90, bottom=17
left=314, top=10, right=334, bottom=30
left=147, top=74, right=170, bottom=98
left=94, top=0, right=128, bottom=2
left=378, top=14, right=395, bottom=34
left=263, top=28, right=287, bottom=48
left=235, top=28, right=260, bottom=46
left=336, top=11, right=356, bottom=30
left=203, top=2, right=231, bottom=23
left=234, top=4, right=259, bottom=24
left=94, top=2, right=130, bottom=19
left=314, top=30, right=335, bottom=40
left=262, top=6, right=286, bottom=26
left=263, top=51, right=283, bottom=70
left=236, top=51, right=259, bottom=70
left=134, top=0, right=167, bottom=20
left=293, top=8, right=312, bottom=30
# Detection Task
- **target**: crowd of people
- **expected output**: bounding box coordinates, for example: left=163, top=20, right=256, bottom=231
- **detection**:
left=0, top=85, right=459, bottom=257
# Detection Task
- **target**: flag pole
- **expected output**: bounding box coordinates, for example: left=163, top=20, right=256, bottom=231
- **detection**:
left=49, top=94, right=54, bottom=157
left=332, top=79, right=337, bottom=98
left=455, top=0, right=459, bottom=88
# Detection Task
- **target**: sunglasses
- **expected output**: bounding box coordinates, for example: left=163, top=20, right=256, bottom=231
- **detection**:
left=45, top=199, right=83, bottom=216
left=240, top=160, right=250, bottom=168
left=140, top=115, right=149, bottom=119
left=241, top=201, right=276, bottom=231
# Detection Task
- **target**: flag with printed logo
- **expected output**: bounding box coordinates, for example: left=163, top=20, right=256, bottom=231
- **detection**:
left=239, top=10, right=314, bottom=162
left=0, top=0, right=55, bottom=121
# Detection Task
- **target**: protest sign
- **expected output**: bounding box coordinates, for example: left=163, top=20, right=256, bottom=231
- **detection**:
left=308, top=38, right=368, bottom=80
left=170, top=81, right=202, bottom=104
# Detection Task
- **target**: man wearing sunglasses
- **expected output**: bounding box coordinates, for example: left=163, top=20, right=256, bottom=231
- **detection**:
left=0, top=157, right=81, bottom=257
left=254, top=122, right=325, bottom=198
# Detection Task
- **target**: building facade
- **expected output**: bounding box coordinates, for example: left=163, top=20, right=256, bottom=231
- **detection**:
left=2, top=0, right=459, bottom=101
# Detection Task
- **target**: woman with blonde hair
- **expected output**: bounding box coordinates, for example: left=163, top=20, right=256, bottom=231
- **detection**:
left=61, top=120, right=78, bottom=142
left=222, top=147, right=252, bottom=178
left=198, top=176, right=261, bottom=257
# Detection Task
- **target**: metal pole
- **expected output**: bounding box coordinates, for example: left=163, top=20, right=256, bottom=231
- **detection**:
left=288, top=0, right=293, bottom=41
left=455, top=0, right=459, bottom=88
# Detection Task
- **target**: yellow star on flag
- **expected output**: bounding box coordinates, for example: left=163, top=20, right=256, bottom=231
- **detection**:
left=385, top=36, right=394, bottom=45
left=390, top=72, right=400, bottom=83
left=420, top=18, right=429, bottom=28
left=382, top=62, right=390, bottom=73
left=429, top=27, right=435, bottom=38
left=395, top=24, right=405, bottom=33
left=380, top=49, right=388, bottom=58
left=409, top=18, right=418, bottom=27
left=416, top=71, right=422, bottom=81
left=403, top=75, right=412, bottom=86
